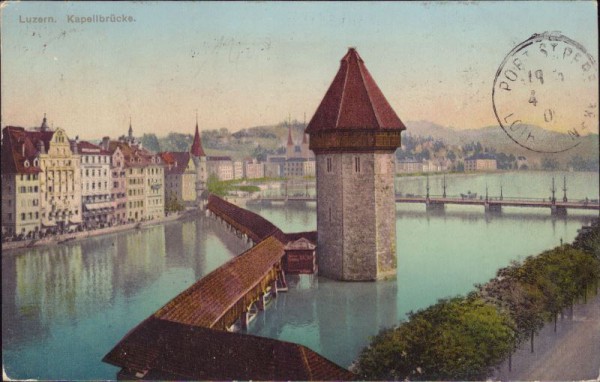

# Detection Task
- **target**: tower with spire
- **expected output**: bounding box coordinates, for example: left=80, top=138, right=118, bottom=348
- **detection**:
left=306, top=48, right=406, bottom=281
left=286, top=118, right=295, bottom=159
left=190, top=111, right=207, bottom=207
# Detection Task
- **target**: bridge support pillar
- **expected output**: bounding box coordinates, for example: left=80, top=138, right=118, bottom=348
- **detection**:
left=551, top=205, right=567, bottom=216
left=425, top=201, right=445, bottom=212
left=258, top=295, right=265, bottom=311
left=271, top=280, right=278, bottom=298
left=241, top=311, right=250, bottom=331
left=485, top=203, right=502, bottom=214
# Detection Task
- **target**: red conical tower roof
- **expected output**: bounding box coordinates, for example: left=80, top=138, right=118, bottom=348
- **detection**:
left=191, top=123, right=205, bottom=157
left=306, top=48, right=406, bottom=133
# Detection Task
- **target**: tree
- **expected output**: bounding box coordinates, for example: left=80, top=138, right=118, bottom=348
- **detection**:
left=356, top=297, right=516, bottom=380
left=541, top=156, right=560, bottom=170
left=573, top=218, right=600, bottom=260
left=141, top=133, right=160, bottom=152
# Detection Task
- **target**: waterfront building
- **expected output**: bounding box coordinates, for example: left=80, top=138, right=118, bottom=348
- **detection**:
left=106, top=142, right=127, bottom=224
left=303, top=158, right=316, bottom=177
left=265, top=155, right=286, bottom=178
left=306, top=48, right=405, bottom=281
left=207, top=156, right=234, bottom=181
left=77, top=140, right=112, bottom=227
left=233, top=160, right=244, bottom=180
left=190, top=121, right=207, bottom=205
left=32, top=121, right=83, bottom=232
left=244, top=159, right=265, bottom=179
left=1, top=126, right=43, bottom=238
left=284, top=158, right=306, bottom=178
left=465, top=154, right=497, bottom=171
left=160, top=151, right=197, bottom=206
left=118, top=143, right=147, bottom=222
left=142, top=151, right=165, bottom=220
left=395, top=158, right=422, bottom=173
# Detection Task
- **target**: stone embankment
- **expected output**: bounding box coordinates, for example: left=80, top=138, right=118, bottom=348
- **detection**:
left=2, top=210, right=190, bottom=253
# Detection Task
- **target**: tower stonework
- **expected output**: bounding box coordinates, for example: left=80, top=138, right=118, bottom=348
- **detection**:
left=306, top=48, right=406, bottom=281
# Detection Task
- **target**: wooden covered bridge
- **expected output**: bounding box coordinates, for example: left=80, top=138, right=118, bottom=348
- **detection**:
left=103, top=194, right=337, bottom=380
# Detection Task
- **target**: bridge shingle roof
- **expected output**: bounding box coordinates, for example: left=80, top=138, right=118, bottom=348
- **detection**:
left=103, top=316, right=354, bottom=380
left=153, top=235, right=285, bottom=328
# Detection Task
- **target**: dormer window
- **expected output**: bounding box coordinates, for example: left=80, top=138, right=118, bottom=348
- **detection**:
left=33, top=159, right=39, bottom=167
left=24, top=160, right=30, bottom=168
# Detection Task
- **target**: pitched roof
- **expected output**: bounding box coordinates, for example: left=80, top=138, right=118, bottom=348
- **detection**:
left=206, top=194, right=282, bottom=242
left=306, top=48, right=406, bottom=133
left=103, top=316, right=354, bottom=381
left=1, top=126, right=43, bottom=174
left=76, top=140, right=111, bottom=155
left=191, top=124, right=206, bottom=157
left=287, top=125, right=294, bottom=145
left=160, top=151, right=192, bottom=175
left=154, top=236, right=285, bottom=328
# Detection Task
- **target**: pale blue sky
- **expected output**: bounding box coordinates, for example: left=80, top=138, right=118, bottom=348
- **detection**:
left=1, top=1, right=598, bottom=139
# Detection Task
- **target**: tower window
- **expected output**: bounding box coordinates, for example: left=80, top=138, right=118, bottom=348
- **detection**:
left=326, top=157, right=332, bottom=172
left=354, top=157, right=361, bottom=172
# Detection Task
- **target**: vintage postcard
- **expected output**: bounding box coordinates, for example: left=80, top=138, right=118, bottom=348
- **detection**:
left=1, top=1, right=599, bottom=381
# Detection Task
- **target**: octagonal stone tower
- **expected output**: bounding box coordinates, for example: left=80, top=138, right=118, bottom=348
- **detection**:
left=306, top=48, right=406, bottom=281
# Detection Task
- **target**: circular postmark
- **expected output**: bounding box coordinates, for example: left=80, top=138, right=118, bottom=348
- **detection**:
left=492, top=32, right=598, bottom=153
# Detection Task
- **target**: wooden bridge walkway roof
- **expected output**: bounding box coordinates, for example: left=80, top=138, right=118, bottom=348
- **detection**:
left=154, top=235, right=285, bottom=328
left=103, top=316, right=354, bottom=380
left=207, top=194, right=284, bottom=242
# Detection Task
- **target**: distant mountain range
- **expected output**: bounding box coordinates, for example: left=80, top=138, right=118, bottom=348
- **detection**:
left=403, top=120, right=599, bottom=167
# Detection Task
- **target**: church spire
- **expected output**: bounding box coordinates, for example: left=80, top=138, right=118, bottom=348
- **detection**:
left=287, top=124, right=294, bottom=146
left=191, top=114, right=205, bottom=157
left=40, top=113, right=49, bottom=132
left=128, top=117, right=133, bottom=138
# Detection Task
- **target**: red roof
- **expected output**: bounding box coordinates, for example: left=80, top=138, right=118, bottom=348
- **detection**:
left=154, top=236, right=285, bottom=328
left=207, top=194, right=283, bottom=242
left=103, top=316, right=354, bottom=381
left=160, top=151, right=192, bottom=175
left=191, top=124, right=206, bottom=157
left=76, top=140, right=110, bottom=155
left=287, top=125, right=294, bottom=145
left=306, top=48, right=406, bottom=133
left=1, top=126, right=43, bottom=174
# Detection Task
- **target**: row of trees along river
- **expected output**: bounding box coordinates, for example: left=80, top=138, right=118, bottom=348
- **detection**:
left=354, top=219, right=600, bottom=380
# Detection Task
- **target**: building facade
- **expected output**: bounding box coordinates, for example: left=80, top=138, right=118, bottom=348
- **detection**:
left=464, top=154, right=497, bottom=171
left=109, top=145, right=127, bottom=224
left=37, top=127, right=82, bottom=232
left=144, top=153, right=165, bottom=220
left=1, top=126, right=43, bottom=238
left=306, top=48, right=405, bottom=281
left=244, top=159, right=265, bottom=179
left=161, top=152, right=197, bottom=207
left=78, top=140, right=112, bottom=227
left=207, top=156, right=234, bottom=181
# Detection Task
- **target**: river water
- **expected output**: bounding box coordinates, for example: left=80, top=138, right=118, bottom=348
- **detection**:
left=2, top=171, right=598, bottom=379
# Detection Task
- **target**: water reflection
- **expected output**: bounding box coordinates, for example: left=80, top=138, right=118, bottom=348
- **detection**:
left=2, top=215, right=247, bottom=380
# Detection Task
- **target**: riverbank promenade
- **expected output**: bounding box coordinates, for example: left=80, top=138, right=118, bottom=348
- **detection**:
left=494, top=291, right=600, bottom=381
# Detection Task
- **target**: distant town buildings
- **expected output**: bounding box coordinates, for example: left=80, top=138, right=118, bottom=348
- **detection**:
left=464, top=154, right=497, bottom=171
left=0, top=116, right=209, bottom=239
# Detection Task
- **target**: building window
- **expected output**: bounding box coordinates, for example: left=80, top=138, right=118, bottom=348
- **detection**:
left=21, top=213, right=26, bottom=221
left=354, top=157, right=361, bottom=172
left=326, top=157, right=332, bottom=172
